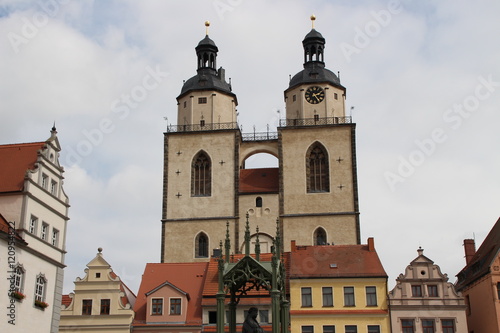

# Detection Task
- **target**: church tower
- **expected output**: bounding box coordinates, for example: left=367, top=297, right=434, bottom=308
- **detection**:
left=161, top=18, right=360, bottom=263
left=279, top=16, right=360, bottom=249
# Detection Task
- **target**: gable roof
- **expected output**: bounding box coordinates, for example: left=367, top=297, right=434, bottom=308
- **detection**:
left=133, top=262, right=208, bottom=325
left=289, top=242, right=387, bottom=279
left=146, top=280, right=190, bottom=299
left=0, top=142, right=45, bottom=192
left=239, top=168, right=279, bottom=193
left=456, top=217, right=500, bottom=291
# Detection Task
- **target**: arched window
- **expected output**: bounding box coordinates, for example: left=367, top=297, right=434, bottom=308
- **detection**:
left=256, top=197, right=263, bottom=207
left=195, top=232, right=209, bottom=258
left=13, top=265, right=24, bottom=292
left=314, top=227, right=327, bottom=245
left=306, top=142, right=329, bottom=193
left=191, top=151, right=211, bottom=196
left=34, top=274, right=47, bottom=302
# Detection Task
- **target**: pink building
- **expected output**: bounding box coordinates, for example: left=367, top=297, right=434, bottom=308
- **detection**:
left=456, top=218, right=500, bottom=333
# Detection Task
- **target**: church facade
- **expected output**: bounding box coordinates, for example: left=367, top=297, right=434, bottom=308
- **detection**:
left=161, top=20, right=360, bottom=263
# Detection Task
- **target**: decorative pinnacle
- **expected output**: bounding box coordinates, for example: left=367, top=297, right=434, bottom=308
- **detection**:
left=310, top=14, right=316, bottom=29
left=205, top=20, right=210, bottom=35
left=98, top=247, right=102, bottom=253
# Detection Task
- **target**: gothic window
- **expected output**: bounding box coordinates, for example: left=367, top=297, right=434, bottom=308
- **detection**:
left=314, top=227, right=327, bottom=245
left=195, top=232, right=209, bottom=258
left=306, top=143, right=329, bottom=193
left=13, top=265, right=24, bottom=292
left=191, top=151, right=211, bottom=196
left=34, top=274, right=46, bottom=302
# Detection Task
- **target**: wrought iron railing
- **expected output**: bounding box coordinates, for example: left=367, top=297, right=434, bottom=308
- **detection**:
left=279, top=116, right=352, bottom=127
left=241, top=131, right=278, bottom=141
left=167, top=122, right=238, bottom=133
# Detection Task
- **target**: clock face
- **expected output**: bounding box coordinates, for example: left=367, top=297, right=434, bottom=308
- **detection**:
left=305, top=86, right=325, bottom=104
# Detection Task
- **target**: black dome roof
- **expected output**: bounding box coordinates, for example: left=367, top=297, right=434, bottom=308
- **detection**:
left=288, top=64, right=344, bottom=90
left=178, top=69, right=234, bottom=98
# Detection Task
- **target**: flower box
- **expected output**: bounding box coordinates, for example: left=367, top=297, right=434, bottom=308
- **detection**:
left=34, top=300, right=49, bottom=309
left=10, top=291, right=25, bottom=301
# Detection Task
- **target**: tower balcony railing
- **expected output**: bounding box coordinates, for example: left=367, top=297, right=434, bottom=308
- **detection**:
left=167, top=122, right=239, bottom=133
left=241, top=131, right=278, bottom=141
left=279, top=116, right=352, bottom=127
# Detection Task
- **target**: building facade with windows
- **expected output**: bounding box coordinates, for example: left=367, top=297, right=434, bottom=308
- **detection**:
left=162, top=19, right=360, bottom=263
left=59, top=248, right=136, bottom=333
left=0, top=128, right=69, bottom=333
left=288, top=239, right=390, bottom=333
left=388, top=247, right=467, bottom=333
left=455, top=218, right=500, bottom=333
left=132, top=262, right=208, bottom=332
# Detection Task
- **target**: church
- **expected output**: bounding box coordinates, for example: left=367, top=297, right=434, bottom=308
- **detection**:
left=161, top=17, right=361, bottom=263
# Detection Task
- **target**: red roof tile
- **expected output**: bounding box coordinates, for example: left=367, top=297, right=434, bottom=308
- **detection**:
left=0, top=213, right=26, bottom=244
left=61, top=294, right=72, bottom=307
left=289, top=242, right=387, bottom=279
left=0, top=142, right=45, bottom=192
left=239, top=168, right=279, bottom=193
left=133, top=262, right=208, bottom=325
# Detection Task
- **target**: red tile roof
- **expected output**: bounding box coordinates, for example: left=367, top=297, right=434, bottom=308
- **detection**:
left=0, top=142, right=45, bottom=192
left=133, top=262, right=208, bottom=325
left=0, top=213, right=26, bottom=244
left=289, top=241, right=387, bottom=279
left=61, top=294, right=72, bottom=307
left=239, top=168, right=279, bottom=193
left=456, top=217, right=500, bottom=291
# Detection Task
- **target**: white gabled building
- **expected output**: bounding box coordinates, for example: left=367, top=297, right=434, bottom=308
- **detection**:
left=0, top=127, right=70, bottom=333
left=388, top=247, right=467, bottom=333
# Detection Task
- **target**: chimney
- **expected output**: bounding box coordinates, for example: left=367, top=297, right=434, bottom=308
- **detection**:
left=367, top=237, right=375, bottom=252
left=463, top=239, right=476, bottom=265
left=291, top=240, right=296, bottom=252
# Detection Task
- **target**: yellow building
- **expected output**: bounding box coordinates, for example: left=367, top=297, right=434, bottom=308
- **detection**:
left=59, top=248, right=135, bottom=333
left=289, top=239, right=390, bottom=333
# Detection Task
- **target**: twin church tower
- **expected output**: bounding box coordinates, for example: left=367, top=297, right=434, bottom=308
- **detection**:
left=161, top=18, right=360, bottom=263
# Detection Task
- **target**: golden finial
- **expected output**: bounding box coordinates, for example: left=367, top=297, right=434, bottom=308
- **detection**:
left=205, top=21, right=210, bottom=35
left=310, top=14, right=316, bottom=29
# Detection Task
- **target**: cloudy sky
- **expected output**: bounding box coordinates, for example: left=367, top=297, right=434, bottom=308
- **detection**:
left=1, top=0, right=499, bottom=294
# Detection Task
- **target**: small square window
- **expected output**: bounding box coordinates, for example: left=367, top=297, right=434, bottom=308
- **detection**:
left=334, top=93, right=338, bottom=100
left=96, top=273, right=101, bottom=278
left=50, top=180, right=57, bottom=195
left=301, top=287, right=312, bottom=307
left=41, top=223, right=48, bottom=241
left=322, top=287, right=333, bottom=307
left=368, top=325, right=380, bottom=333
left=198, top=97, right=207, bottom=104
left=208, top=311, right=217, bottom=324
left=344, top=287, right=355, bottom=306
left=100, top=299, right=110, bottom=315
left=170, top=298, right=181, bottom=315
left=402, top=319, right=415, bottom=333
left=29, top=216, right=38, bottom=235
left=411, top=285, right=422, bottom=297
left=428, top=285, right=438, bottom=297
left=41, top=174, right=48, bottom=189
left=323, top=325, right=335, bottom=333
left=82, top=299, right=92, bottom=315
left=345, top=325, right=357, bottom=333
left=422, top=319, right=435, bottom=333
left=441, top=319, right=455, bottom=333
left=366, top=286, right=377, bottom=306
left=302, top=326, right=314, bottom=333
left=259, top=310, right=269, bottom=323
left=152, top=298, right=163, bottom=315
left=293, top=94, right=297, bottom=102
left=51, top=229, right=59, bottom=246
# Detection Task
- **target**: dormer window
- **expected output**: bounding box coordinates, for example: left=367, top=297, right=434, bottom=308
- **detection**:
left=152, top=298, right=163, bottom=315
left=170, top=298, right=181, bottom=315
